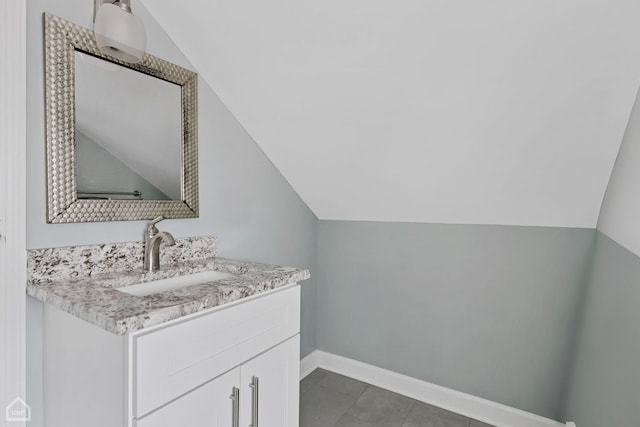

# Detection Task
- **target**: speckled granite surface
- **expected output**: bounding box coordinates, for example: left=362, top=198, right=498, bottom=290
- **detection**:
left=27, top=236, right=310, bottom=335
left=27, top=236, right=218, bottom=283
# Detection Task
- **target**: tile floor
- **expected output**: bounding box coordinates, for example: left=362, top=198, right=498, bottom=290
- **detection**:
left=300, top=369, right=495, bottom=427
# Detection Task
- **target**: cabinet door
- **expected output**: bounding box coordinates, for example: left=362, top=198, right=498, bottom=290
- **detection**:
left=135, top=368, right=240, bottom=427
left=239, top=336, right=300, bottom=427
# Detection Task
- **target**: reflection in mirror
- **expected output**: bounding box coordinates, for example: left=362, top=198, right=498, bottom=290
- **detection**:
left=74, top=51, right=182, bottom=201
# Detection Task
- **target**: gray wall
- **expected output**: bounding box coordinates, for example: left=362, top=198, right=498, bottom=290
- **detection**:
left=26, top=2, right=317, bottom=426
left=561, top=86, right=640, bottom=426
left=317, top=220, right=595, bottom=420
left=562, top=232, right=640, bottom=426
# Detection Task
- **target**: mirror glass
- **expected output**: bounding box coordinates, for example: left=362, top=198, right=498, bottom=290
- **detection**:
left=74, top=51, right=182, bottom=201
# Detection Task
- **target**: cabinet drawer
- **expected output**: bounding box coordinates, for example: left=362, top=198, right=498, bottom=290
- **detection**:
left=133, top=285, right=300, bottom=417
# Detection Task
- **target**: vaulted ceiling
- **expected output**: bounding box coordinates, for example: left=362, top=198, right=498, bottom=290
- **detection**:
left=142, top=0, right=640, bottom=227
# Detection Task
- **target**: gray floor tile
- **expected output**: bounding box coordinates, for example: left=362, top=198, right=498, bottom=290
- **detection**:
left=334, top=413, right=378, bottom=426
left=469, top=420, right=494, bottom=427
left=318, top=372, right=369, bottom=397
left=402, top=401, right=470, bottom=427
left=300, top=384, right=358, bottom=427
left=301, top=368, right=331, bottom=395
left=346, top=386, right=415, bottom=427
left=299, top=369, right=493, bottom=427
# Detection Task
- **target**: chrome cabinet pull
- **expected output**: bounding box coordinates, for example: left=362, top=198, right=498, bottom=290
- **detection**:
left=229, top=387, right=240, bottom=427
left=249, top=376, right=259, bottom=427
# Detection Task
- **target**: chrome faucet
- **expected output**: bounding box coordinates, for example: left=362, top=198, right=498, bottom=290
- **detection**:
left=143, top=216, right=175, bottom=272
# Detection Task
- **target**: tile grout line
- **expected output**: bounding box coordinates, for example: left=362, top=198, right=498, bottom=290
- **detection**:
left=333, top=383, right=369, bottom=427
left=400, top=400, right=418, bottom=427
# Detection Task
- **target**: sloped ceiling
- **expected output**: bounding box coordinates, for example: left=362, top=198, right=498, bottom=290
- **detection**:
left=142, top=0, right=640, bottom=227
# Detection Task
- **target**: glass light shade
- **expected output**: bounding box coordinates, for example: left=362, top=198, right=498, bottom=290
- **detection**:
left=94, top=3, right=146, bottom=64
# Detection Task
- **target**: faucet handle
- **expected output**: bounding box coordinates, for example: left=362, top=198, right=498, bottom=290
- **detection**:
left=147, top=216, right=165, bottom=235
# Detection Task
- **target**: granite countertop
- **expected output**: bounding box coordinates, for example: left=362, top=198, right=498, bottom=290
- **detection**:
left=26, top=237, right=310, bottom=335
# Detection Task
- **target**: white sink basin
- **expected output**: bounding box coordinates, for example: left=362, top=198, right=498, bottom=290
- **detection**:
left=116, top=270, right=237, bottom=297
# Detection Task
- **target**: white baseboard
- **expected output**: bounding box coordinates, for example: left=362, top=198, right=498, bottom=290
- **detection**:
left=300, top=350, right=320, bottom=380
left=300, top=350, right=564, bottom=427
left=566, top=423, right=576, bottom=427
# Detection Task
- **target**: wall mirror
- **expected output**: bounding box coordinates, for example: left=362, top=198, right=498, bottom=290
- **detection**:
left=44, top=13, right=199, bottom=223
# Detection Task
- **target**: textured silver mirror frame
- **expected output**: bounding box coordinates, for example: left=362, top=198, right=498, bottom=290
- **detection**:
left=44, top=13, right=199, bottom=223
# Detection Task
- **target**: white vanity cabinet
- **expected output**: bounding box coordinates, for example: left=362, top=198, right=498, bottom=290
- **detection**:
left=43, top=285, right=301, bottom=427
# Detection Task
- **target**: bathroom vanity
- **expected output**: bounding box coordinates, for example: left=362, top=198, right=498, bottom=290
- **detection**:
left=27, top=236, right=309, bottom=427
left=33, top=14, right=311, bottom=427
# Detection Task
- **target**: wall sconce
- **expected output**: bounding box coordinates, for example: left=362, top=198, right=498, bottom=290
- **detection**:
left=93, top=0, right=146, bottom=64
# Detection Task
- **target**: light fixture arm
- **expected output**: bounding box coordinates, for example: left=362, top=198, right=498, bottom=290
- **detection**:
left=118, top=0, right=132, bottom=13
left=93, top=0, right=132, bottom=22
